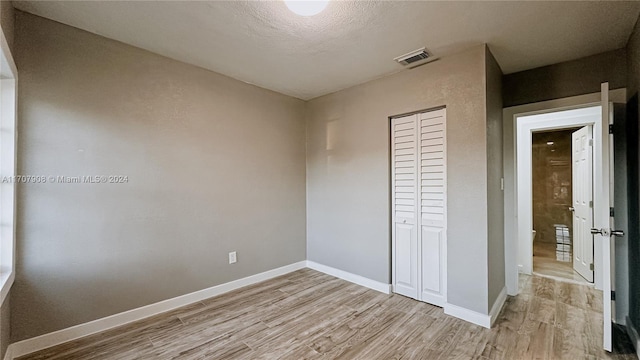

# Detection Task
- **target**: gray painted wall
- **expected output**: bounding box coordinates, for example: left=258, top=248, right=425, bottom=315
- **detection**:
left=0, top=297, right=8, bottom=358
left=626, top=15, right=640, bottom=333
left=0, top=0, right=15, bottom=54
left=613, top=103, right=630, bottom=325
left=503, top=49, right=627, bottom=107
left=306, top=45, right=499, bottom=314
left=13, top=12, right=306, bottom=341
left=486, top=48, right=505, bottom=311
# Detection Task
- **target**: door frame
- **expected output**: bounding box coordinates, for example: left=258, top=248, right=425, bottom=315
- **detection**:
left=503, top=89, right=626, bottom=296
left=517, top=108, right=598, bottom=283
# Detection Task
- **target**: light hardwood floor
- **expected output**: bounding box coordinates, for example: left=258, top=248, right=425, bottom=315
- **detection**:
left=533, top=241, right=590, bottom=285
left=18, top=269, right=636, bottom=360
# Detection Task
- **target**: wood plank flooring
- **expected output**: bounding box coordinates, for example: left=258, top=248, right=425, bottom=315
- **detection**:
left=533, top=241, right=590, bottom=285
left=18, top=269, right=637, bottom=360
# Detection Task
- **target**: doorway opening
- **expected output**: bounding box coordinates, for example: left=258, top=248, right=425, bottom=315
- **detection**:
left=515, top=105, right=603, bottom=288
left=531, top=128, right=591, bottom=285
left=507, top=85, right=625, bottom=352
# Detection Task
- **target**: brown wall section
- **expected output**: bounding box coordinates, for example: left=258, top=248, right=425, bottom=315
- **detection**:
left=503, top=49, right=627, bottom=107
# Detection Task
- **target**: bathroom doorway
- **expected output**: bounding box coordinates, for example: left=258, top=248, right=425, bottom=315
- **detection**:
left=531, top=128, right=591, bottom=284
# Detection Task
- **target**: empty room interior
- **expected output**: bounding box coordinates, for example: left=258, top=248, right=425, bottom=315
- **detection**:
left=0, top=0, right=640, bottom=359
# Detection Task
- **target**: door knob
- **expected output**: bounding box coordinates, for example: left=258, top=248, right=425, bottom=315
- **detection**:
left=611, top=230, right=625, bottom=237
left=569, top=207, right=575, bottom=212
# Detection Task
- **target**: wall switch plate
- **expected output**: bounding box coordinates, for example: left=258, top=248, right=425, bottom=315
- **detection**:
left=228, top=251, right=237, bottom=264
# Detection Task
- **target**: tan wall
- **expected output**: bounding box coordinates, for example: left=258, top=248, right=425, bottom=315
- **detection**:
left=485, top=48, right=505, bottom=311
left=0, top=297, right=8, bottom=359
left=626, top=15, right=640, bottom=331
left=12, top=12, right=306, bottom=341
left=0, top=0, right=14, bottom=54
left=503, top=49, right=627, bottom=107
left=306, top=45, right=495, bottom=314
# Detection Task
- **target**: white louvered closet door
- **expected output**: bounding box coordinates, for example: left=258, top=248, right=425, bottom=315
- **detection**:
left=418, top=109, right=446, bottom=306
left=392, top=108, right=447, bottom=307
left=391, top=114, right=419, bottom=299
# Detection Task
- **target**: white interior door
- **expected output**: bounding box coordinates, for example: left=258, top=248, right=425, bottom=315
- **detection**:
left=572, top=126, right=594, bottom=282
left=594, top=82, right=613, bottom=352
left=392, top=114, right=419, bottom=299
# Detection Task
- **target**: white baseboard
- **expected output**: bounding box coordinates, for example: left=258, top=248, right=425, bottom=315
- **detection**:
left=6, top=260, right=499, bottom=359
left=306, top=261, right=391, bottom=294
left=445, top=287, right=506, bottom=329
left=444, top=303, right=491, bottom=329
left=6, top=261, right=307, bottom=360
left=626, top=316, right=640, bottom=360
left=306, top=260, right=501, bottom=330
left=489, top=287, right=507, bottom=327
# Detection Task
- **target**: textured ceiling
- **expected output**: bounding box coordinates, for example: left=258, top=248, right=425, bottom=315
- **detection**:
left=13, top=1, right=640, bottom=100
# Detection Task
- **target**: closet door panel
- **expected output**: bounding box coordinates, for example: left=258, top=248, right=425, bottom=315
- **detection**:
left=392, top=114, right=418, bottom=299
left=394, top=223, right=418, bottom=298
left=419, top=109, right=446, bottom=306
left=421, top=227, right=444, bottom=306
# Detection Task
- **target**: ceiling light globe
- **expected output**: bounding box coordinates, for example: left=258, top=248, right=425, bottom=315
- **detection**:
left=284, top=0, right=329, bottom=16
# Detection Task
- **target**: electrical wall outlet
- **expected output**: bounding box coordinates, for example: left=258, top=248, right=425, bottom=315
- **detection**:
left=228, top=251, right=237, bottom=264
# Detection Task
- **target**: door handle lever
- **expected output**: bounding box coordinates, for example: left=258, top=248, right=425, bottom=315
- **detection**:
left=591, top=228, right=622, bottom=237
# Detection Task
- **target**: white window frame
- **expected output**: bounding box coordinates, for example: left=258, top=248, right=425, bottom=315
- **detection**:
left=0, top=26, right=17, bottom=305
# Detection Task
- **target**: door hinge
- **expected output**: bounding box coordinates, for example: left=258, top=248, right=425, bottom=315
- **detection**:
left=610, top=207, right=615, bottom=217
left=589, top=139, right=593, bottom=146
left=590, top=263, right=594, bottom=271
left=589, top=200, right=593, bottom=208
left=609, top=124, right=614, bottom=134
left=611, top=290, right=616, bottom=301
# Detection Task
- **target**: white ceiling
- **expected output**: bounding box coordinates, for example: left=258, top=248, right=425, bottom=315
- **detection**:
left=13, top=1, right=640, bottom=100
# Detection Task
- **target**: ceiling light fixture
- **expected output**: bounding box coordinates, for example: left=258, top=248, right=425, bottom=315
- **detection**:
left=284, top=0, right=329, bottom=16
